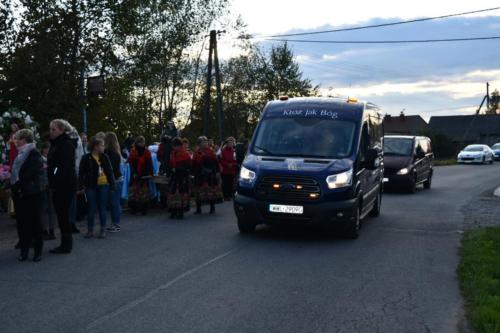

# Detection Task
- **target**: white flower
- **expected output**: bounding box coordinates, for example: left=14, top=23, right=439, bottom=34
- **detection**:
left=3, top=112, right=10, bottom=117
left=25, top=115, right=33, bottom=124
left=21, top=111, right=26, bottom=117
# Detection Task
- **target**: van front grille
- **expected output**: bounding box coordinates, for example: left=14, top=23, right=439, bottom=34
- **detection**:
left=256, top=175, right=321, bottom=202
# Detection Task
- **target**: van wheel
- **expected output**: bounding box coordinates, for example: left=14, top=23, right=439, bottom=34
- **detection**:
left=423, top=173, right=432, bottom=189
left=482, top=156, right=486, bottom=164
left=237, top=218, right=256, bottom=234
left=489, top=158, right=493, bottom=164
left=369, top=191, right=381, bottom=217
left=341, top=207, right=360, bottom=239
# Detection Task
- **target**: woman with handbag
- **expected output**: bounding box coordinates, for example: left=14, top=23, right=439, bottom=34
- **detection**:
left=10, top=129, right=44, bottom=262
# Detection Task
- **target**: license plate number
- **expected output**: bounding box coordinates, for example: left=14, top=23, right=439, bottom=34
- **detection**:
left=269, top=204, right=304, bottom=215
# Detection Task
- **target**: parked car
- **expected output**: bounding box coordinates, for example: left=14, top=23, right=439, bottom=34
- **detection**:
left=491, top=143, right=500, bottom=160
left=234, top=96, right=384, bottom=239
left=383, top=135, right=434, bottom=193
left=457, top=144, right=494, bottom=164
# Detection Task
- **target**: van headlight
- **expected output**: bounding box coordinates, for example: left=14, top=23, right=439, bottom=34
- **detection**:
left=326, top=169, right=353, bottom=189
left=239, top=166, right=256, bottom=184
left=397, top=168, right=409, bottom=175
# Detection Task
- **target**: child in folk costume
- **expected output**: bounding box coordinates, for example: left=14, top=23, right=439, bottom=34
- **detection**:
left=167, top=138, right=192, bottom=219
left=219, top=137, right=237, bottom=201
left=192, top=136, right=222, bottom=214
left=128, top=136, right=154, bottom=215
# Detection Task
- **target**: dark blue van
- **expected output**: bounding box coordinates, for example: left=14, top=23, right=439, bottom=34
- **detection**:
left=234, top=97, right=384, bottom=238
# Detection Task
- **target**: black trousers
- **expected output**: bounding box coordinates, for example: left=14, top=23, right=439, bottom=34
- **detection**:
left=52, top=190, right=73, bottom=250
left=13, top=193, right=43, bottom=256
left=221, top=174, right=235, bottom=198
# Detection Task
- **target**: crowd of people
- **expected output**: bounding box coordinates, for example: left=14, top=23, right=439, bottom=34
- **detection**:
left=6, top=118, right=249, bottom=262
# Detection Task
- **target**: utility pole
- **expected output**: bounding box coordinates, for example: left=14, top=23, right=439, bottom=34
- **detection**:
left=79, top=67, right=87, bottom=134
left=213, top=31, right=224, bottom=144
left=202, top=30, right=225, bottom=143
left=202, top=32, right=214, bottom=137
left=486, top=82, right=490, bottom=109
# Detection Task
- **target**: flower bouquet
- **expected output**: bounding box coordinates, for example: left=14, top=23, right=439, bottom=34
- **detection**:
left=0, top=164, right=11, bottom=200
left=0, top=107, right=40, bottom=164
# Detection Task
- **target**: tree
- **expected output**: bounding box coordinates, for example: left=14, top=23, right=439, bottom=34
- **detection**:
left=487, top=89, right=500, bottom=114
left=260, top=42, right=318, bottom=101
left=0, top=0, right=18, bottom=111
left=1, top=0, right=116, bottom=130
left=108, top=0, right=229, bottom=136
left=182, top=41, right=319, bottom=142
left=0, top=0, right=229, bottom=141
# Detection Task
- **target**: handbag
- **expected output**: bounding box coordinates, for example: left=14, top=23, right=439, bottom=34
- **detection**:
left=8, top=196, right=15, bottom=216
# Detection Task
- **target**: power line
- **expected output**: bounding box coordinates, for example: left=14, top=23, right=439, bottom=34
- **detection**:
left=265, top=36, right=500, bottom=44
left=263, top=7, right=500, bottom=38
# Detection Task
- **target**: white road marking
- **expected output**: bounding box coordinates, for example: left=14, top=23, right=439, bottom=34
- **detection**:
left=86, top=249, right=235, bottom=331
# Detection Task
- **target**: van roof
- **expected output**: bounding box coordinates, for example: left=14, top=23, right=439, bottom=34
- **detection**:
left=266, top=96, right=377, bottom=110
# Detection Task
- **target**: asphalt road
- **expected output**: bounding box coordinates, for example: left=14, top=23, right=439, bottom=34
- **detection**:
left=1, top=163, right=499, bottom=333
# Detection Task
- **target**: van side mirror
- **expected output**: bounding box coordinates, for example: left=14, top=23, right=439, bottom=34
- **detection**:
left=364, top=148, right=379, bottom=170
left=416, top=150, right=425, bottom=159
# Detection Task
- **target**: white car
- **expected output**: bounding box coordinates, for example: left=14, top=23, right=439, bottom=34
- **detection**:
left=457, top=144, right=494, bottom=164
left=491, top=143, right=500, bottom=160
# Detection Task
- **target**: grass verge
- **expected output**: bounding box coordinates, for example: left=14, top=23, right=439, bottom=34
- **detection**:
left=458, top=226, right=500, bottom=333
left=434, top=158, right=457, bottom=166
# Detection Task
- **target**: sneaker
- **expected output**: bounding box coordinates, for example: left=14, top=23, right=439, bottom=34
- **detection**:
left=114, top=224, right=121, bottom=231
left=84, top=231, right=94, bottom=239
left=106, top=225, right=120, bottom=233
left=98, top=230, right=106, bottom=239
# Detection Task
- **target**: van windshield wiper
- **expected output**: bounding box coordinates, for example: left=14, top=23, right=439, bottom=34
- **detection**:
left=254, top=145, right=274, bottom=155
left=290, top=154, right=333, bottom=159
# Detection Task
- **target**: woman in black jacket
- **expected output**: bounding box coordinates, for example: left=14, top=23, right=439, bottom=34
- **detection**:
left=79, top=137, right=115, bottom=239
left=10, top=129, right=44, bottom=262
left=48, top=119, right=77, bottom=254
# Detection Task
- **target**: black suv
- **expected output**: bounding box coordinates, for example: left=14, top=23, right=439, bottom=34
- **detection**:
left=383, top=135, right=434, bottom=193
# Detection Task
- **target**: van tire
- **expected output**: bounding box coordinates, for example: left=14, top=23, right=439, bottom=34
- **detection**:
left=341, top=207, right=360, bottom=239
left=423, top=173, right=432, bottom=189
left=237, top=218, right=256, bottom=234
left=369, top=190, right=381, bottom=217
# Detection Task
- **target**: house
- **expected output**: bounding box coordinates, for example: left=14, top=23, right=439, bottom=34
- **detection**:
left=383, top=113, right=428, bottom=135
left=428, top=114, right=500, bottom=146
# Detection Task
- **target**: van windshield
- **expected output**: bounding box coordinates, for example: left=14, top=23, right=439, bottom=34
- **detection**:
left=492, top=144, right=500, bottom=150
left=383, top=138, right=414, bottom=156
left=251, top=117, right=356, bottom=159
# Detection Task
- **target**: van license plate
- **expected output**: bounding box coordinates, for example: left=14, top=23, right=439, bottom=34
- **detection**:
left=269, top=204, right=304, bottom=215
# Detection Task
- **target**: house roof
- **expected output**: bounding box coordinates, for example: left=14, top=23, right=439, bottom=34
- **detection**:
left=428, top=114, right=500, bottom=142
left=383, top=115, right=428, bottom=135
